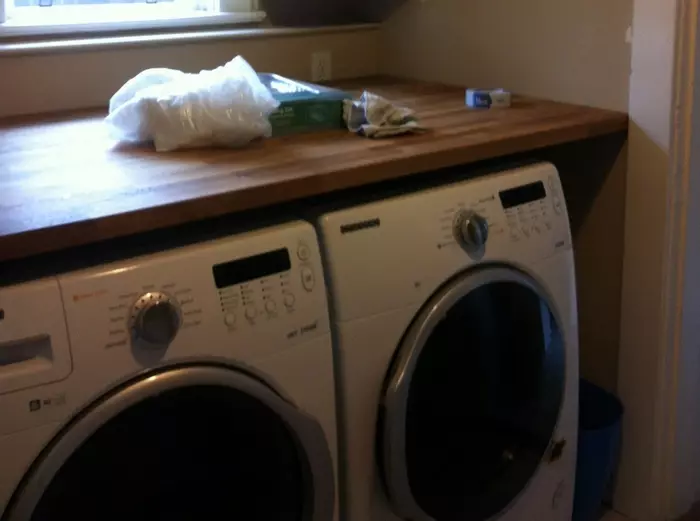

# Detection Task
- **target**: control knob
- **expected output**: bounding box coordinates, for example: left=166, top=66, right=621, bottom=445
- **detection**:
left=454, top=210, right=489, bottom=251
left=129, top=292, right=181, bottom=349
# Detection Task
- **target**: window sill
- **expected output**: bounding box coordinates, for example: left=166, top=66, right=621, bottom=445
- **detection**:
left=0, top=22, right=380, bottom=56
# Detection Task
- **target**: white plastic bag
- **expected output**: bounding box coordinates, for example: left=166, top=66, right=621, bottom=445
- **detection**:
left=106, top=56, right=279, bottom=152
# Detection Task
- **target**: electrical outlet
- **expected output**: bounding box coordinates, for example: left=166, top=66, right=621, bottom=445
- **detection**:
left=311, top=51, right=332, bottom=82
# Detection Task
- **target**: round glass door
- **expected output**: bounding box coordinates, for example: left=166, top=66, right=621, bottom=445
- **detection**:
left=5, top=365, right=334, bottom=521
left=379, top=267, right=566, bottom=521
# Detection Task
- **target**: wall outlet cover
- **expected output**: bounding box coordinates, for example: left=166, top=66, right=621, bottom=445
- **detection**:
left=311, top=51, right=332, bottom=82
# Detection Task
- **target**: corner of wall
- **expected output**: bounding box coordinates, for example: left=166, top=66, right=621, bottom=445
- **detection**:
left=380, top=0, right=633, bottom=112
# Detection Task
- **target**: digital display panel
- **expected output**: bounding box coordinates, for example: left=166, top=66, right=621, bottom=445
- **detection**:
left=499, top=181, right=547, bottom=209
left=213, top=248, right=291, bottom=288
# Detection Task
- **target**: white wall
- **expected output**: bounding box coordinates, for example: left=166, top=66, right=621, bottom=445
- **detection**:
left=382, top=0, right=632, bottom=112
left=615, top=0, right=680, bottom=516
left=0, top=27, right=380, bottom=117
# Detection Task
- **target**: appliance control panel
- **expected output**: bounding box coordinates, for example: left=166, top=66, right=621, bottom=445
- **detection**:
left=319, top=162, right=572, bottom=323
left=501, top=174, right=565, bottom=242
left=213, top=241, right=317, bottom=332
left=58, top=221, right=330, bottom=365
left=435, top=165, right=571, bottom=256
left=0, top=222, right=330, bottom=437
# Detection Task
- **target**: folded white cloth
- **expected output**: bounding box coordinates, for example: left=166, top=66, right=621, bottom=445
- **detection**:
left=343, top=91, right=427, bottom=138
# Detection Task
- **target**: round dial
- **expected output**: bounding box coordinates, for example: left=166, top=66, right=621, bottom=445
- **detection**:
left=129, top=292, right=181, bottom=349
left=454, top=210, right=490, bottom=251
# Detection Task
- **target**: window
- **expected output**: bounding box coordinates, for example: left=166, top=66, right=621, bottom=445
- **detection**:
left=0, top=0, right=264, bottom=37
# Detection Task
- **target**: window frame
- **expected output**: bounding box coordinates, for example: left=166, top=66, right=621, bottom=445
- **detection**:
left=0, top=0, right=264, bottom=39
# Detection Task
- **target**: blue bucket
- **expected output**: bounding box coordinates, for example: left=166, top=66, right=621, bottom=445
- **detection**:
left=573, top=379, right=624, bottom=521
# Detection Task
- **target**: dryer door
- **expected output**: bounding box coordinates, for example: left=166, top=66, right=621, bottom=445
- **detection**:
left=379, top=267, right=566, bottom=521
left=4, top=364, right=334, bottom=521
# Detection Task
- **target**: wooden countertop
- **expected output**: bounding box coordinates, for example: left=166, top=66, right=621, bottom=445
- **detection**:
left=0, top=77, right=628, bottom=262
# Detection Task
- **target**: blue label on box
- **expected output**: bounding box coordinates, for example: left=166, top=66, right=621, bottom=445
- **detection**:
left=466, top=88, right=512, bottom=109
left=472, top=92, right=493, bottom=108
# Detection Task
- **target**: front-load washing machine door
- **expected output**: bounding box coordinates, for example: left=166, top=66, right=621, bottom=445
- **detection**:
left=3, top=363, right=334, bottom=521
left=378, top=266, right=566, bottom=521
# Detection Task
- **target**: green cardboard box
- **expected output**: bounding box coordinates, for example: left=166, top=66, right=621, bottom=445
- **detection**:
left=259, top=74, right=352, bottom=136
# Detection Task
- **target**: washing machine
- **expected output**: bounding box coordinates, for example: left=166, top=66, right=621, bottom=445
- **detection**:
left=318, top=163, right=578, bottom=521
left=0, top=221, right=337, bottom=521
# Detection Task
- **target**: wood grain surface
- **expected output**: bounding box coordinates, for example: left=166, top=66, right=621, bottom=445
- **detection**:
left=0, top=77, right=628, bottom=262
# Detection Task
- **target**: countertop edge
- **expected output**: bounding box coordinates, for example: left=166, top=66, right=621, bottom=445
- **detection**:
left=0, top=117, right=628, bottom=263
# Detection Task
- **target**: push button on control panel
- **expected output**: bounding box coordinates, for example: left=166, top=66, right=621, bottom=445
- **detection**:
left=297, top=243, right=311, bottom=261
left=553, top=198, right=563, bottom=215
left=245, top=305, right=258, bottom=321
left=301, top=267, right=315, bottom=292
left=265, top=299, right=277, bottom=314
left=283, top=293, right=296, bottom=309
left=504, top=194, right=559, bottom=242
left=547, top=174, right=564, bottom=215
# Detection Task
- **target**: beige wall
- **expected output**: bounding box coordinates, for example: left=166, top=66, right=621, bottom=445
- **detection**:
left=382, top=0, right=633, bottom=112
left=0, top=27, right=379, bottom=118
left=382, top=0, right=633, bottom=392
left=570, top=147, right=628, bottom=393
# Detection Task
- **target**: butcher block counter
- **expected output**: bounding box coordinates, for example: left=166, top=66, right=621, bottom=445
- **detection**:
left=0, top=77, right=628, bottom=263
